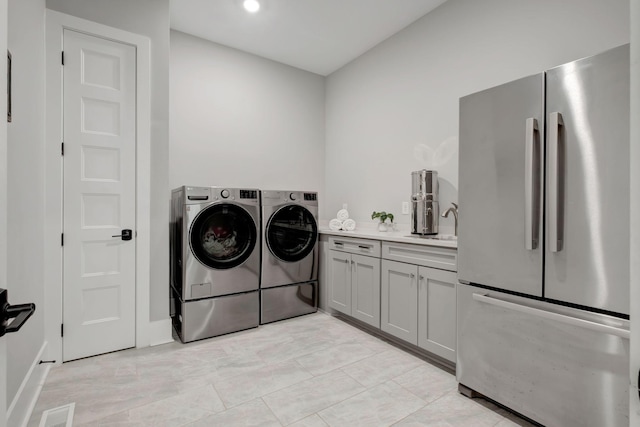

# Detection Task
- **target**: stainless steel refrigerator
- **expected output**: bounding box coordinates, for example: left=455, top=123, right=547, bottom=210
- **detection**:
left=457, top=44, right=630, bottom=427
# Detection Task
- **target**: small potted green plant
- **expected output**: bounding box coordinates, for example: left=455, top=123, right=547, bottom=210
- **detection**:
left=371, top=211, right=394, bottom=232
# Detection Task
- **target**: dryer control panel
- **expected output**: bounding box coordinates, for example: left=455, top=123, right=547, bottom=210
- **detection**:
left=240, top=190, right=258, bottom=199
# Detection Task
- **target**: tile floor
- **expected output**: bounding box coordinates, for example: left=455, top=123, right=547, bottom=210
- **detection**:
left=28, top=312, right=537, bottom=426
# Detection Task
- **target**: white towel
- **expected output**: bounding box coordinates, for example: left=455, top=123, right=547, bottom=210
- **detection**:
left=342, top=219, right=356, bottom=231
left=329, top=218, right=343, bottom=231
left=336, top=209, right=349, bottom=221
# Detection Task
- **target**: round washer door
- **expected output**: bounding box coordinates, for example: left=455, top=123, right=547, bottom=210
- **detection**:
left=266, top=205, right=318, bottom=262
left=190, top=203, right=257, bottom=269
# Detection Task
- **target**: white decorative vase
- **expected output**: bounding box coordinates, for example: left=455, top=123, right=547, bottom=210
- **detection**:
left=378, top=222, right=388, bottom=232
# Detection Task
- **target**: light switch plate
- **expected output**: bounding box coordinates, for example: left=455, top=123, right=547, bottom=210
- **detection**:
left=402, top=201, right=410, bottom=214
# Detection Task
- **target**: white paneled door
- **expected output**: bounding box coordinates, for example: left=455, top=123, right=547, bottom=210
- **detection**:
left=62, top=29, right=136, bottom=361
left=1, top=0, right=8, bottom=423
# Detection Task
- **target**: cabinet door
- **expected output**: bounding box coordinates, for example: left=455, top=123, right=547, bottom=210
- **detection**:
left=351, top=254, right=381, bottom=328
left=418, top=266, right=457, bottom=362
left=381, top=259, right=418, bottom=344
left=328, top=250, right=351, bottom=315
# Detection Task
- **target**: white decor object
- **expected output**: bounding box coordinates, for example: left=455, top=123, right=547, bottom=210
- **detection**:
left=336, top=209, right=349, bottom=221
left=329, top=218, right=343, bottom=231
left=342, top=219, right=356, bottom=231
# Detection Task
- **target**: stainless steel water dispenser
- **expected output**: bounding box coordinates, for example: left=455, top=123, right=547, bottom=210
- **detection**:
left=411, top=170, right=439, bottom=235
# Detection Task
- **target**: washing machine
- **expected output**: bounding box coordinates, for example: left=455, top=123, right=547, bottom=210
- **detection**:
left=170, top=186, right=260, bottom=342
left=260, top=190, right=319, bottom=324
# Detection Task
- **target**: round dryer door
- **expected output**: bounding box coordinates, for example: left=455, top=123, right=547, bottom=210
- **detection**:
left=190, top=203, right=257, bottom=269
left=266, top=205, right=318, bottom=262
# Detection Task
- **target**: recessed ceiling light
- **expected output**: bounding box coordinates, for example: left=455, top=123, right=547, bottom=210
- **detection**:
left=243, top=0, right=260, bottom=13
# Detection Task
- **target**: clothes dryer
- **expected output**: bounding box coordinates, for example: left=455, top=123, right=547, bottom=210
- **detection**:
left=260, top=190, right=319, bottom=323
left=170, top=186, right=260, bottom=342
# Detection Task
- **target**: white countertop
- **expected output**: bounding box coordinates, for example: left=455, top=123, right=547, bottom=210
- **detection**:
left=319, top=226, right=457, bottom=249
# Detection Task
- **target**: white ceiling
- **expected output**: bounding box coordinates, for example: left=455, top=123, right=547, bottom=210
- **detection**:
left=170, top=0, right=448, bottom=76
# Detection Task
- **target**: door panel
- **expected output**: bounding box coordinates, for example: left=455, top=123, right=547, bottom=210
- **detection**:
left=63, top=29, right=136, bottom=361
left=418, top=266, right=456, bottom=362
left=351, top=254, right=380, bottom=328
left=266, top=205, right=318, bottom=262
left=458, top=73, right=544, bottom=297
left=1, top=0, right=8, bottom=421
left=328, top=250, right=351, bottom=315
left=457, top=283, right=629, bottom=427
left=189, top=203, right=257, bottom=270
left=545, top=44, right=630, bottom=315
left=381, top=259, right=418, bottom=344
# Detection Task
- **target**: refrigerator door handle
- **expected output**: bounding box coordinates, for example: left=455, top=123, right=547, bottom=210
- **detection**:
left=472, top=292, right=629, bottom=339
left=548, top=112, right=564, bottom=252
left=524, top=117, right=540, bottom=250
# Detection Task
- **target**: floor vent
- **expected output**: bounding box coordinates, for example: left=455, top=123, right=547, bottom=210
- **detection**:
left=38, top=403, right=75, bottom=427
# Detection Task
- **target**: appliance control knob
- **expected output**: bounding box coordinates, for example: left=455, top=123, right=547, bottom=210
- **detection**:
left=220, top=189, right=230, bottom=199
left=289, top=192, right=297, bottom=201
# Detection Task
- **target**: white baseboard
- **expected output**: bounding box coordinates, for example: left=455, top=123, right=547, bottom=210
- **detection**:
left=7, top=341, right=51, bottom=427
left=148, top=318, right=174, bottom=346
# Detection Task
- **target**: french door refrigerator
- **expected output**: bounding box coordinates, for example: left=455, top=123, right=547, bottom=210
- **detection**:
left=457, top=44, right=629, bottom=427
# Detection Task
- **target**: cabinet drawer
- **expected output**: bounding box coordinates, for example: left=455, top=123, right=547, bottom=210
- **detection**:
left=382, top=242, right=457, bottom=271
left=328, top=236, right=381, bottom=257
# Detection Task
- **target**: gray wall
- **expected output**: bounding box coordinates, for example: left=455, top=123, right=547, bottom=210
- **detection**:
left=46, top=0, right=171, bottom=321
left=324, top=0, right=629, bottom=232
left=7, top=0, right=46, bottom=405
left=169, top=31, right=325, bottom=193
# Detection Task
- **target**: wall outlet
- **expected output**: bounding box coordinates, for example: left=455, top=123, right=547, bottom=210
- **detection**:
left=402, top=201, right=410, bottom=214
left=342, top=203, right=348, bottom=210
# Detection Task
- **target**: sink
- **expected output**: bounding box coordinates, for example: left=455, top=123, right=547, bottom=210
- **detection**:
left=404, top=234, right=457, bottom=241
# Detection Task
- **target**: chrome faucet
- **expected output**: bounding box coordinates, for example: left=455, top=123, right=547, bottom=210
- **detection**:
left=441, top=202, right=458, bottom=236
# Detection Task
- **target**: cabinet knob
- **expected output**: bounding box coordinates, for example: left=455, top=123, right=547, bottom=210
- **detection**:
left=419, top=275, right=424, bottom=281
left=345, top=259, right=349, bottom=264
left=410, top=273, right=415, bottom=278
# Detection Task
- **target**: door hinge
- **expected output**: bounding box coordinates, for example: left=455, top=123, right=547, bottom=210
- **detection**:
left=61, top=51, right=64, bottom=66
left=61, top=142, right=64, bottom=156
left=61, top=233, right=64, bottom=246
left=61, top=324, right=64, bottom=337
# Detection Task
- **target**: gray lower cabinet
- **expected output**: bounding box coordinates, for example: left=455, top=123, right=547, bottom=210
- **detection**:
left=328, top=249, right=381, bottom=328
left=381, top=241, right=457, bottom=363
left=417, top=266, right=456, bottom=362
left=381, top=259, right=419, bottom=344
left=325, top=236, right=457, bottom=364
left=328, top=250, right=351, bottom=314
left=351, top=254, right=381, bottom=327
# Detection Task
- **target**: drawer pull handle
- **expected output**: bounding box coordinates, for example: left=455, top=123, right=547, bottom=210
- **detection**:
left=334, top=242, right=344, bottom=246
left=358, top=245, right=370, bottom=250
left=472, top=293, right=629, bottom=339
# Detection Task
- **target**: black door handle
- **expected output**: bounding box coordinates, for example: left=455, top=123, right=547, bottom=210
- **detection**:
left=112, top=229, right=133, bottom=241
left=0, top=288, right=36, bottom=337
